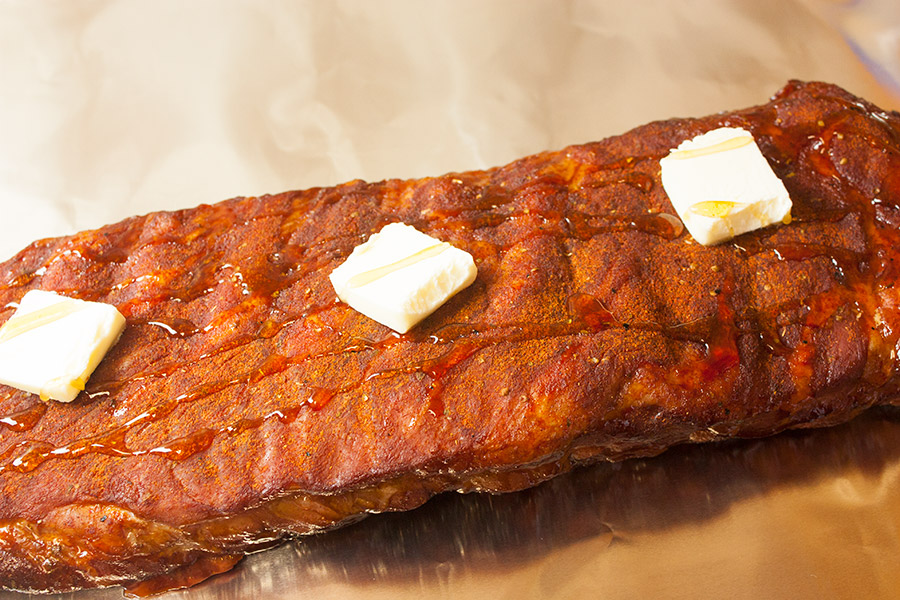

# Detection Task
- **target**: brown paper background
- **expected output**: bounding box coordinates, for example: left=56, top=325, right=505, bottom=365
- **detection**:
left=1, top=1, right=899, bottom=598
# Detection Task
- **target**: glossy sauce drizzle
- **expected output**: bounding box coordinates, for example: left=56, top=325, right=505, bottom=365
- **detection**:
left=0, top=403, right=46, bottom=432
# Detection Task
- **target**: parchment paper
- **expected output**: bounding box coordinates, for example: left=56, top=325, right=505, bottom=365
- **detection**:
left=0, top=1, right=899, bottom=599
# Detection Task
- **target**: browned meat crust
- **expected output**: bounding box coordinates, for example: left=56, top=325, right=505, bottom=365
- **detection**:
left=1, top=80, right=899, bottom=594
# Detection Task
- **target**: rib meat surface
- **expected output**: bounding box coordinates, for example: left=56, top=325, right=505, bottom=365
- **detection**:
left=1, top=81, right=900, bottom=594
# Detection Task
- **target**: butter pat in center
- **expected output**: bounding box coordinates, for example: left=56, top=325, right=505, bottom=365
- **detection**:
left=660, top=127, right=792, bottom=245
left=0, top=290, right=126, bottom=402
left=329, top=223, right=477, bottom=333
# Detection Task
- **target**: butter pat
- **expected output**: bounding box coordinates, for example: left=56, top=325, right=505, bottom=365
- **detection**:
left=660, top=127, right=792, bottom=245
left=0, top=290, right=126, bottom=402
left=329, top=223, right=477, bottom=333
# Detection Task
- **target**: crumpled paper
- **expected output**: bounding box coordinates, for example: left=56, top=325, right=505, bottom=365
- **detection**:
left=0, top=1, right=899, bottom=599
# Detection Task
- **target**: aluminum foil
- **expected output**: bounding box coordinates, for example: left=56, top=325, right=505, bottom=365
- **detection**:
left=0, top=1, right=899, bottom=598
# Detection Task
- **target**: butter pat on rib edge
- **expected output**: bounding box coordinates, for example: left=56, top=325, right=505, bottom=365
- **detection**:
left=329, top=223, right=478, bottom=333
left=660, top=127, right=792, bottom=245
left=0, top=290, right=126, bottom=402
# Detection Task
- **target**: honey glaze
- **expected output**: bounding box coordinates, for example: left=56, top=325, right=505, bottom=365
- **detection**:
left=0, top=385, right=335, bottom=471
left=87, top=300, right=340, bottom=399
left=0, top=402, right=46, bottom=432
left=129, top=317, right=202, bottom=340
left=0, top=329, right=363, bottom=471
left=697, top=275, right=740, bottom=381
left=761, top=96, right=900, bottom=386
left=420, top=343, right=480, bottom=415
left=420, top=156, right=666, bottom=240
left=136, top=386, right=335, bottom=462
left=148, top=428, right=218, bottom=461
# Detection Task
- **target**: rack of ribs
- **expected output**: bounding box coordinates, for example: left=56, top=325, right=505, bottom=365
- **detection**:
left=1, top=80, right=899, bottom=595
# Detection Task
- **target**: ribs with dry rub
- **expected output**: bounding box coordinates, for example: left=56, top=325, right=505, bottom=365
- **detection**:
left=1, top=81, right=899, bottom=594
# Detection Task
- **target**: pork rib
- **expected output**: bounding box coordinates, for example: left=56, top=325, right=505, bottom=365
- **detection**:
left=1, top=80, right=899, bottom=594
